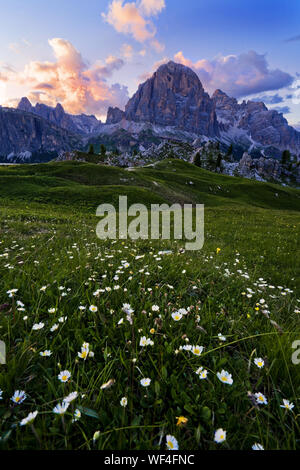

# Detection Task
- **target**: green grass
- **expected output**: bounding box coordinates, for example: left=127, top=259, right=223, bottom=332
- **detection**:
left=0, top=160, right=300, bottom=450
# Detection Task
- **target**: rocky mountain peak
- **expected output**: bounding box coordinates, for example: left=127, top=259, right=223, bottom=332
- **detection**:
left=125, top=61, right=219, bottom=136
left=106, top=107, right=125, bottom=125
left=18, top=97, right=33, bottom=113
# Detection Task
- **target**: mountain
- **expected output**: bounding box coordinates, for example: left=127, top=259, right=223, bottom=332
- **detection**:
left=212, top=89, right=300, bottom=157
left=0, top=106, right=82, bottom=162
left=106, top=106, right=125, bottom=124
left=1, top=61, right=300, bottom=169
left=18, top=97, right=102, bottom=135
left=124, top=61, right=219, bottom=136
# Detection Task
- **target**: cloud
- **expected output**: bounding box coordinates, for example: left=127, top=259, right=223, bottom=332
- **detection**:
left=252, top=93, right=284, bottom=105
left=8, top=39, right=31, bottom=54
left=102, top=0, right=165, bottom=50
left=285, top=34, right=300, bottom=43
left=272, top=106, right=290, bottom=115
left=292, top=122, right=300, bottom=131
left=121, top=43, right=134, bottom=59
left=0, top=38, right=129, bottom=116
left=139, top=0, right=165, bottom=16
left=173, top=50, right=294, bottom=98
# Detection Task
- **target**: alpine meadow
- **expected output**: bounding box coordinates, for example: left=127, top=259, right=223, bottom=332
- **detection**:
left=1, top=0, right=300, bottom=455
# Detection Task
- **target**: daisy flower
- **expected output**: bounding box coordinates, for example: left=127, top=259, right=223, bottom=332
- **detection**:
left=72, top=409, right=81, bottom=422
left=63, top=392, right=78, bottom=403
left=120, top=397, right=128, bottom=407
left=192, top=345, right=203, bottom=356
left=254, top=358, right=265, bottom=369
left=40, top=350, right=52, bottom=357
left=217, top=370, right=233, bottom=385
left=140, top=378, right=151, bottom=387
left=252, top=443, right=264, bottom=450
left=89, top=305, right=98, bottom=313
left=50, top=324, right=59, bottom=332
left=255, top=392, right=268, bottom=405
left=0, top=389, right=2, bottom=400
left=32, top=322, right=44, bottom=330
left=20, top=411, right=38, bottom=426
left=214, top=428, right=226, bottom=443
left=11, top=390, right=27, bottom=405
left=280, top=399, right=294, bottom=411
left=53, top=402, right=70, bottom=415
left=100, top=379, right=115, bottom=390
left=166, top=435, right=179, bottom=450
left=218, top=333, right=226, bottom=342
left=139, top=336, right=148, bottom=347
left=171, top=311, right=182, bottom=321
left=196, top=367, right=208, bottom=379
left=7, top=289, right=18, bottom=297
left=58, top=370, right=71, bottom=383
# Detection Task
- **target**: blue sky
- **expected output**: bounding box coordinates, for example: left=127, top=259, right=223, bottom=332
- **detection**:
left=0, top=0, right=299, bottom=125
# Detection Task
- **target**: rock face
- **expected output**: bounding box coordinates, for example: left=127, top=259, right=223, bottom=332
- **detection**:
left=17, top=98, right=102, bottom=135
left=212, top=90, right=300, bottom=156
left=0, top=107, right=81, bottom=161
left=125, top=61, right=219, bottom=137
left=106, top=107, right=125, bottom=124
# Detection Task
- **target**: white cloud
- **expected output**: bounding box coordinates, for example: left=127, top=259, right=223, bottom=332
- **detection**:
left=174, top=50, right=294, bottom=98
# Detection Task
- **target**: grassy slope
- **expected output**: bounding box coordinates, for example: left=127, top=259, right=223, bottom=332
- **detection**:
left=0, top=160, right=300, bottom=450
left=0, top=159, right=299, bottom=210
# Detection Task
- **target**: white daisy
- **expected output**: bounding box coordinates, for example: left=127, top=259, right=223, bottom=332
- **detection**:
left=214, top=428, right=226, bottom=443
left=140, top=378, right=151, bottom=387
left=280, top=399, right=294, bottom=411
left=58, top=370, right=71, bottom=383
left=120, top=397, right=128, bottom=407
left=166, top=435, right=179, bottom=450
left=20, top=411, right=38, bottom=426
left=255, top=392, right=268, bottom=405
left=11, top=390, right=27, bottom=405
left=217, top=370, right=233, bottom=385
left=254, top=358, right=265, bottom=369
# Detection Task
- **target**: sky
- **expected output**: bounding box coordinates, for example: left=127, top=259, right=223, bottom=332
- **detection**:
left=0, top=0, right=299, bottom=127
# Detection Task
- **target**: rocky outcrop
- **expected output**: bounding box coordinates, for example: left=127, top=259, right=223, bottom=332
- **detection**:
left=125, top=61, right=219, bottom=137
left=213, top=90, right=300, bottom=156
left=106, top=107, right=125, bottom=124
left=0, top=107, right=81, bottom=161
left=17, top=98, right=102, bottom=135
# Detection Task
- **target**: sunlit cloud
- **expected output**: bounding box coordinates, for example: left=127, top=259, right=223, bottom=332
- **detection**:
left=0, top=38, right=129, bottom=116
left=140, top=0, right=165, bottom=16
left=121, top=43, right=134, bottom=59
left=102, top=0, right=165, bottom=51
left=174, top=50, right=294, bottom=98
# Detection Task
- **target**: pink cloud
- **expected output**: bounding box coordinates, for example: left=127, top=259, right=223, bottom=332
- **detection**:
left=102, top=0, right=165, bottom=50
left=0, top=38, right=129, bottom=116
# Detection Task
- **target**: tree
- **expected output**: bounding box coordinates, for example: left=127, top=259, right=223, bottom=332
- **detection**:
left=281, top=149, right=291, bottom=166
left=100, top=144, right=106, bottom=156
left=225, top=144, right=233, bottom=159
left=193, top=152, right=201, bottom=167
left=216, top=153, right=222, bottom=169
left=88, top=144, right=94, bottom=155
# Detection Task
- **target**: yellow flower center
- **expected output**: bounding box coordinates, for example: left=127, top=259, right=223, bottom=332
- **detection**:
left=168, top=441, right=174, bottom=449
left=62, top=375, right=67, bottom=381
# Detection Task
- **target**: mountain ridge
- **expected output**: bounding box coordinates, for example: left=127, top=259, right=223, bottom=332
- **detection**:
left=0, top=60, right=299, bottom=165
